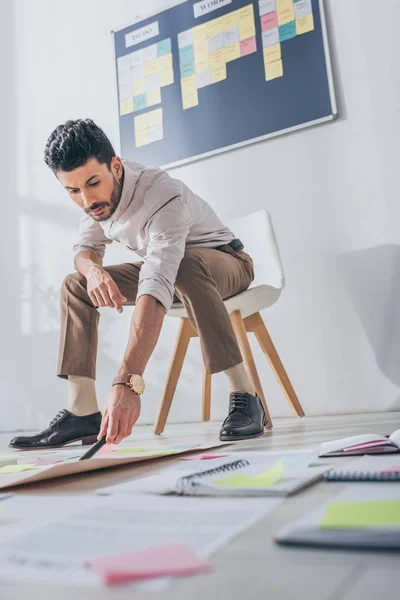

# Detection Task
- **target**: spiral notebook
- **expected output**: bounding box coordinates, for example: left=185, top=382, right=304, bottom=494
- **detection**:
left=324, top=455, right=400, bottom=482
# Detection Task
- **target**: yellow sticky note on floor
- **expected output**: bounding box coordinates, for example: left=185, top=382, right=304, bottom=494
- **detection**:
left=296, top=13, right=314, bottom=35
left=134, top=113, right=149, bottom=132
left=160, top=68, right=174, bottom=87
left=133, top=79, right=146, bottom=97
left=264, top=43, right=281, bottom=64
left=265, top=59, right=283, bottom=81
left=321, top=500, right=400, bottom=529
left=277, top=0, right=295, bottom=26
left=214, top=460, right=284, bottom=489
left=224, top=42, right=241, bottom=63
left=119, top=97, right=134, bottom=116
left=149, top=108, right=163, bottom=127
left=147, top=88, right=162, bottom=107
left=238, top=5, right=255, bottom=41
left=211, top=65, right=227, bottom=84
left=0, top=464, right=36, bottom=474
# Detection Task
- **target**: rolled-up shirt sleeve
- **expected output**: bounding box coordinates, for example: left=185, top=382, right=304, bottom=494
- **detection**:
left=136, top=198, right=193, bottom=311
left=72, top=212, right=113, bottom=261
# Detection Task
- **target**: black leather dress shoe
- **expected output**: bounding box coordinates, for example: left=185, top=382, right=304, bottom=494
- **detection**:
left=219, top=392, right=268, bottom=441
left=9, top=409, right=102, bottom=450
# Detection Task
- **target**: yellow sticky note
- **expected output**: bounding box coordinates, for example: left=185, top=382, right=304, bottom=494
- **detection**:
left=238, top=4, right=256, bottom=41
left=214, top=460, right=285, bottom=489
left=149, top=108, right=163, bottom=127
left=211, top=65, right=227, bottom=84
left=160, top=69, right=174, bottom=87
left=208, top=16, right=224, bottom=37
left=210, top=49, right=225, bottom=70
left=193, top=23, right=208, bottom=44
left=263, top=43, right=281, bottom=64
left=296, top=13, right=314, bottom=35
left=265, top=58, right=283, bottom=81
left=321, top=501, right=400, bottom=529
left=132, top=79, right=146, bottom=97
left=144, top=59, right=159, bottom=77
left=194, top=40, right=210, bottom=72
left=154, top=54, right=173, bottom=73
left=112, top=447, right=146, bottom=455
left=0, top=464, right=36, bottom=474
left=137, top=450, right=176, bottom=457
left=277, top=0, right=295, bottom=26
left=224, top=42, right=241, bottom=63
left=222, top=10, right=239, bottom=31
left=147, top=88, right=161, bottom=107
left=135, top=129, right=149, bottom=148
left=134, top=113, right=149, bottom=132
left=119, top=97, right=134, bottom=116
left=181, top=75, right=199, bottom=110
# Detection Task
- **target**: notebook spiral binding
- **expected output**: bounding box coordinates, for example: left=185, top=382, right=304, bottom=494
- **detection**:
left=324, top=471, right=400, bottom=482
left=176, top=459, right=250, bottom=495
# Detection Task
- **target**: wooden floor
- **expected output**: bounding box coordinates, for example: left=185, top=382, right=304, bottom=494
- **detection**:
left=0, top=411, right=399, bottom=599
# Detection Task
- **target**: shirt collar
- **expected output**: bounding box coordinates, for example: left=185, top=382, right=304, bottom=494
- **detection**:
left=106, top=161, right=139, bottom=223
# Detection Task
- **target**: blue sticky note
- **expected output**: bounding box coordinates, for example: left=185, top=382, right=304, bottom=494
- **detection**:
left=179, top=45, right=196, bottom=78
left=279, top=21, right=296, bottom=42
left=157, top=38, right=172, bottom=57
left=134, top=94, right=147, bottom=112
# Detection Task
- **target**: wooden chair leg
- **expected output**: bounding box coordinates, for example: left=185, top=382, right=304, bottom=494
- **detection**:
left=154, top=318, right=192, bottom=434
left=202, top=364, right=211, bottom=421
left=251, top=312, right=305, bottom=417
left=230, top=310, right=273, bottom=429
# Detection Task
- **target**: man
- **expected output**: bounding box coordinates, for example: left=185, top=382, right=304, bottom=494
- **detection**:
left=10, top=119, right=267, bottom=450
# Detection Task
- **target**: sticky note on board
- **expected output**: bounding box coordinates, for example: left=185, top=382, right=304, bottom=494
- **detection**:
left=181, top=74, right=199, bottom=110
left=134, top=113, right=149, bottom=132
left=149, top=108, right=163, bottom=127
left=160, top=69, right=174, bottom=87
left=157, top=38, right=172, bottom=57
left=0, top=464, right=36, bottom=474
left=276, top=0, right=295, bottom=25
left=133, top=93, right=147, bottom=112
left=120, top=97, right=134, bottom=116
left=132, top=79, right=146, bottom=97
left=149, top=124, right=164, bottom=144
left=178, top=29, right=193, bottom=49
left=296, top=13, right=314, bottom=35
left=241, top=37, right=257, bottom=57
left=262, top=27, right=280, bottom=48
left=154, top=54, right=173, bottom=73
left=194, top=40, right=210, bottom=72
left=135, top=129, right=150, bottom=149
left=147, top=88, right=162, bottom=108
left=238, top=5, right=256, bottom=41
left=264, top=43, right=281, bottom=64
left=261, top=12, right=278, bottom=31
left=193, top=23, right=208, bottom=44
left=222, top=10, right=239, bottom=31
left=214, top=459, right=285, bottom=488
left=208, top=16, right=224, bottom=37
left=265, top=58, right=283, bottom=81
left=321, top=501, right=400, bottom=529
left=211, top=65, right=227, bottom=84
left=259, top=0, right=277, bottom=17
left=196, top=69, right=212, bottom=89
left=279, top=21, right=296, bottom=42
left=224, top=43, right=241, bottom=63
left=144, top=59, right=159, bottom=77
left=294, top=0, right=312, bottom=20
left=210, top=49, right=225, bottom=70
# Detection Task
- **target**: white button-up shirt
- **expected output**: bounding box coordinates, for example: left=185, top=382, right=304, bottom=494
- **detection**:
left=73, top=161, right=235, bottom=311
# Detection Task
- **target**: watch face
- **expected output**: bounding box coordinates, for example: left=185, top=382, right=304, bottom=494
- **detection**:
left=129, top=374, right=145, bottom=395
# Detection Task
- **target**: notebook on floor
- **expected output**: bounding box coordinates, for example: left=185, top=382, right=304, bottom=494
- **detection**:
left=319, top=429, right=400, bottom=457
left=276, top=484, right=400, bottom=550
left=99, top=454, right=330, bottom=497
left=324, top=455, right=400, bottom=482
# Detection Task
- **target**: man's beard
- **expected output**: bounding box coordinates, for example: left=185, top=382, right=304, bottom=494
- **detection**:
left=86, top=175, right=122, bottom=222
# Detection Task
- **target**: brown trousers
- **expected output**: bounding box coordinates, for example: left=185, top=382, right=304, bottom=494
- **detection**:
left=57, top=245, right=254, bottom=379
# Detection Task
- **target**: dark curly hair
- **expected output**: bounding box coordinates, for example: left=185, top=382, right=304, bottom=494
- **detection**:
left=44, top=119, right=116, bottom=172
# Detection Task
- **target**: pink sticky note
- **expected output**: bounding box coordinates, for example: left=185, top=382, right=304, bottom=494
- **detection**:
left=180, top=454, right=228, bottom=461
left=98, top=444, right=118, bottom=455
left=88, top=544, right=211, bottom=586
left=261, top=12, right=278, bottom=31
left=36, top=459, right=64, bottom=466
left=240, top=36, right=257, bottom=57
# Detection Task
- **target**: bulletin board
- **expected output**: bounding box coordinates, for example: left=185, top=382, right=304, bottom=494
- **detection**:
left=112, top=0, right=337, bottom=169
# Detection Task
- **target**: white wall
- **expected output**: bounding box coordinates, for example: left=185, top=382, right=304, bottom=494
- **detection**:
left=1, top=0, right=400, bottom=431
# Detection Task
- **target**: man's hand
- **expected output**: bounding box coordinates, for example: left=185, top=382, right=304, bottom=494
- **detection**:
left=98, top=385, right=141, bottom=444
left=86, top=264, right=127, bottom=313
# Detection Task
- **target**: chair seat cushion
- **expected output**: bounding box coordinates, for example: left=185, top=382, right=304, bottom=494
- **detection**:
left=167, top=285, right=281, bottom=320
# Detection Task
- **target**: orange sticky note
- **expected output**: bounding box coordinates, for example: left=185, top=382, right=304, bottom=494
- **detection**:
left=88, top=544, right=211, bottom=585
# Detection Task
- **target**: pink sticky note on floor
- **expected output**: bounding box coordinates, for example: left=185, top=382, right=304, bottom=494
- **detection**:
left=240, top=36, right=257, bottom=57
left=261, top=11, right=278, bottom=31
left=180, top=454, right=228, bottom=461
left=88, top=544, right=211, bottom=586
left=97, top=444, right=118, bottom=455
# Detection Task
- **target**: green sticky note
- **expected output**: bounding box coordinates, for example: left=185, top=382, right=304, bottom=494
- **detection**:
left=214, top=459, right=285, bottom=489
left=112, top=448, right=147, bottom=455
left=0, top=464, right=36, bottom=474
left=112, top=448, right=176, bottom=457
left=321, top=500, right=400, bottom=529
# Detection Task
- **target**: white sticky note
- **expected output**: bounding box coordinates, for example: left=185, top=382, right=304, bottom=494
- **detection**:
left=146, top=73, right=161, bottom=91
left=118, top=70, right=132, bottom=100
left=294, top=0, right=312, bottom=20
left=224, top=27, right=240, bottom=47
left=262, top=27, right=280, bottom=48
left=178, top=29, right=193, bottom=49
left=259, top=0, right=276, bottom=17
left=131, top=64, right=145, bottom=82
left=143, top=44, right=157, bottom=63
left=131, top=49, right=144, bottom=68
left=149, top=123, right=164, bottom=143
left=196, top=69, right=212, bottom=89
left=117, top=54, right=132, bottom=73
left=209, top=33, right=224, bottom=53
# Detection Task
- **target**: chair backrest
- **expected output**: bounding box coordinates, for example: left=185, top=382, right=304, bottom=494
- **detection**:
left=226, top=210, right=285, bottom=290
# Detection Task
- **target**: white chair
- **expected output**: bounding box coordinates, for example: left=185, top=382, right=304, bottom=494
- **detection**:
left=154, top=209, right=304, bottom=434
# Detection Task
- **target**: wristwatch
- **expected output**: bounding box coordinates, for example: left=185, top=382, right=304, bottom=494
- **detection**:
left=112, top=374, right=145, bottom=396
